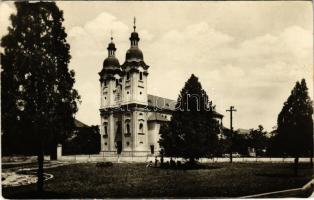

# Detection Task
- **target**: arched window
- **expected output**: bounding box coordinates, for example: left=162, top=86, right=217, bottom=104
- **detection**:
left=103, top=122, right=108, bottom=135
left=126, top=124, right=130, bottom=134
left=139, top=123, right=143, bottom=133
left=126, top=72, right=130, bottom=80
left=139, top=72, right=143, bottom=80
left=104, top=125, right=108, bottom=135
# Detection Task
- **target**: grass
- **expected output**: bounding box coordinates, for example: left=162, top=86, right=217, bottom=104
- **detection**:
left=2, top=162, right=313, bottom=198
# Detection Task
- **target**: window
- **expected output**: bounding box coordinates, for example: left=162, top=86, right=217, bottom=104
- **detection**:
left=126, top=141, right=130, bottom=146
left=104, top=125, right=108, bottom=135
left=127, top=72, right=130, bottom=80
left=105, top=142, right=107, bottom=145
left=140, top=92, right=142, bottom=95
left=139, top=123, right=143, bottom=133
left=116, top=79, right=119, bottom=87
left=104, top=80, right=107, bottom=87
left=126, top=124, right=130, bottom=134
left=139, top=72, right=143, bottom=80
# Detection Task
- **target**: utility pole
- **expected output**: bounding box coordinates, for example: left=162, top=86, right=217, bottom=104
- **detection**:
left=226, top=106, right=237, bottom=163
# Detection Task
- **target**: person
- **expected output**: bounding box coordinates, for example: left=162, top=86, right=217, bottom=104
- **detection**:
left=146, top=161, right=153, bottom=168
left=170, top=157, right=176, bottom=168
left=155, top=156, right=158, bottom=167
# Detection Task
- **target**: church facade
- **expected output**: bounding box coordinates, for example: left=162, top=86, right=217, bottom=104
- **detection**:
left=99, top=21, right=223, bottom=156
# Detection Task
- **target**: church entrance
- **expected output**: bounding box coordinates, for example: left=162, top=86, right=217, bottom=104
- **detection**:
left=115, top=120, right=122, bottom=154
left=116, top=141, right=122, bottom=154
left=150, top=145, right=154, bottom=154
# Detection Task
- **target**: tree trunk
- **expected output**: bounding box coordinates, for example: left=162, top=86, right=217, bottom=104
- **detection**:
left=229, top=152, right=233, bottom=163
left=189, top=157, right=195, bottom=165
left=37, top=124, right=44, bottom=193
left=294, top=157, right=299, bottom=176
left=37, top=147, right=44, bottom=193
left=310, top=150, right=313, bottom=167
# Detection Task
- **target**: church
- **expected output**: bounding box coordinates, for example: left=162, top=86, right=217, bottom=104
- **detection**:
left=99, top=20, right=223, bottom=156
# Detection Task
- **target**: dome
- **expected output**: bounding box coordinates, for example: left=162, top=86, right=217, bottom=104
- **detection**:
left=126, top=47, right=143, bottom=60
left=103, top=56, right=120, bottom=69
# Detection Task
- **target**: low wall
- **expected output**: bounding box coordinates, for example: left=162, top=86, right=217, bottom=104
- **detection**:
left=59, top=155, right=314, bottom=163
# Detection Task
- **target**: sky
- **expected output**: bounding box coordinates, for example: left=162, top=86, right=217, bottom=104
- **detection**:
left=0, top=1, right=313, bottom=132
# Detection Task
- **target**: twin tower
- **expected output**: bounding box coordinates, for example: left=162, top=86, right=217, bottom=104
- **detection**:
left=99, top=20, right=155, bottom=155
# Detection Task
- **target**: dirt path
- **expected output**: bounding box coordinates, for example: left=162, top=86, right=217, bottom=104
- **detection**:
left=2, top=161, right=69, bottom=188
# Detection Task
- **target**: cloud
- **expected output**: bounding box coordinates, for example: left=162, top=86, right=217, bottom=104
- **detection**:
left=144, top=23, right=312, bottom=131
left=0, top=3, right=15, bottom=36
left=0, top=2, right=312, bottom=132
left=67, top=11, right=146, bottom=125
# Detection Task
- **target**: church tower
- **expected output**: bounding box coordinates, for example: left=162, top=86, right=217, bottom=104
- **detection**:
left=99, top=36, right=123, bottom=153
left=121, top=18, right=149, bottom=105
left=120, top=18, right=150, bottom=153
left=99, top=18, right=151, bottom=155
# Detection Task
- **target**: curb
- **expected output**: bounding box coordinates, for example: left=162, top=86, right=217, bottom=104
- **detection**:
left=241, top=178, right=314, bottom=198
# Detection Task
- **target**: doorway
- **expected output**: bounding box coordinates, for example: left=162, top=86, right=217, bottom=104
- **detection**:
left=150, top=145, right=154, bottom=154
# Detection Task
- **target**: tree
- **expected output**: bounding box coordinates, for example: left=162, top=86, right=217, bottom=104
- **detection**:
left=249, top=125, right=269, bottom=156
left=63, top=125, right=100, bottom=155
left=1, top=2, right=80, bottom=192
left=275, top=79, right=313, bottom=175
left=159, top=74, right=220, bottom=163
left=159, top=122, right=179, bottom=158
left=232, top=133, right=250, bottom=156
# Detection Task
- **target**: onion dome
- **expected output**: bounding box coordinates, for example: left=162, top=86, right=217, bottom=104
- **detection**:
left=99, top=36, right=122, bottom=77
left=122, top=17, right=149, bottom=70
left=126, top=48, right=143, bottom=60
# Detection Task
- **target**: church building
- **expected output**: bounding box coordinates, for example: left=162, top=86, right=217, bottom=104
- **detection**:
left=99, top=19, right=223, bottom=156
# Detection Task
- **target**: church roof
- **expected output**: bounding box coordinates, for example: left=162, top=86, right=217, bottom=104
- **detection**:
left=74, top=119, right=89, bottom=128
left=211, top=110, right=224, bottom=118
left=236, top=128, right=251, bottom=135
left=148, top=113, right=170, bottom=122
left=147, top=94, right=224, bottom=118
left=147, top=94, right=176, bottom=111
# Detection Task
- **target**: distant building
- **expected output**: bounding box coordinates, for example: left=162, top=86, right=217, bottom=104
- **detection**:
left=99, top=20, right=223, bottom=156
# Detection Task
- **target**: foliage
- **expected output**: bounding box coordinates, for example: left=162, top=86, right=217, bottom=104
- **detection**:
left=1, top=1, right=80, bottom=191
left=272, top=79, right=313, bottom=157
left=248, top=125, right=269, bottom=156
left=159, top=74, right=220, bottom=161
left=1, top=1, right=80, bottom=156
left=232, top=133, right=250, bottom=156
left=63, top=126, right=100, bottom=155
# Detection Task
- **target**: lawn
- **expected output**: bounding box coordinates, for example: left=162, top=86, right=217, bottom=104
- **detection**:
left=2, top=162, right=313, bottom=198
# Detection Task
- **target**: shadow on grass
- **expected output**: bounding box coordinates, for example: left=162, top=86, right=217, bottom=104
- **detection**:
left=255, top=173, right=300, bottom=178
left=3, top=190, right=70, bottom=199
left=156, top=163, right=222, bottom=170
